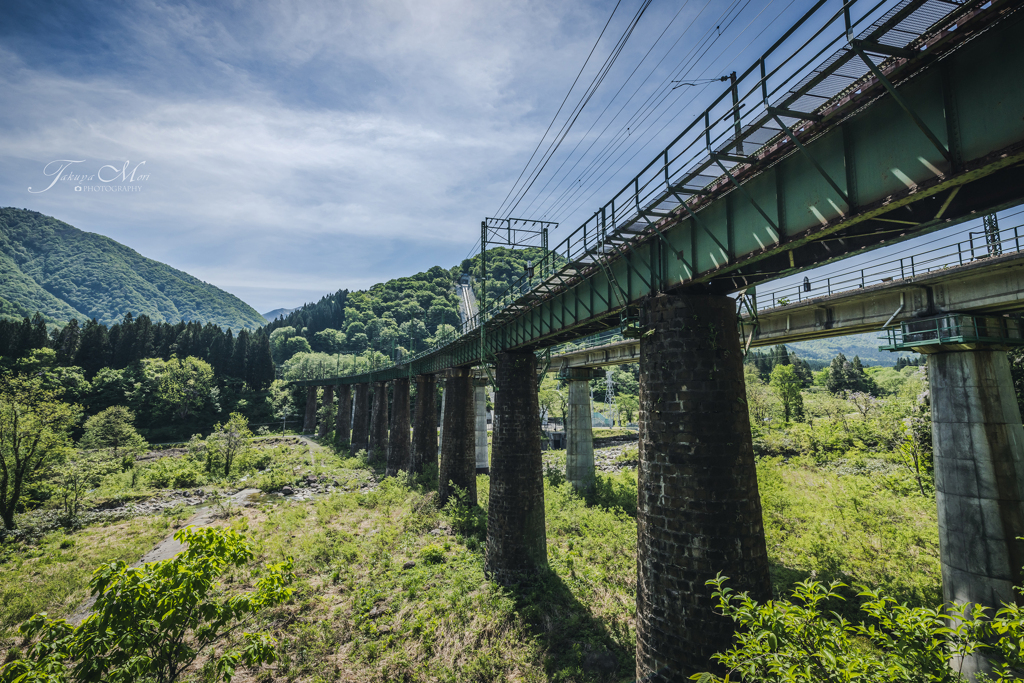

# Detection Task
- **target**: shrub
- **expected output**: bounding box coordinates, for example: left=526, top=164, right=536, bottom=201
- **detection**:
left=693, top=575, right=1024, bottom=682
left=419, top=544, right=446, bottom=565
left=141, top=456, right=205, bottom=488
left=441, top=485, right=486, bottom=539
left=0, top=527, right=294, bottom=683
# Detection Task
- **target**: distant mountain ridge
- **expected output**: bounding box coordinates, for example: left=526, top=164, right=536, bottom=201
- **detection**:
left=262, top=307, right=297, bottom=322
left=0, top=208, right=266, bottom=329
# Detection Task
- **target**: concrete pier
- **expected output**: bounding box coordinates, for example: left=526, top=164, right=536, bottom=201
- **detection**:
left=350, top=383, right=370, bottom=456
left=565, top=368, right=595, bottom=494
left=475, top=378, right=489, bottom=474
left=636, top=293, right=770, bottom=681
left=370, top=381, right=389, bottom=458
left=317, top=385, right=334, bottom=439
left=439, top=368, right=476, bottom=506
left=486, top=351, right=546, bottom=583
left=335, top=385, right=351, bottom=445
left=412, top=374, right=437, bottom=475
left=387, top=377, right=411, bottom=477
left=303, top=387, right=317, bottom=434
left=930, top=348, right=1024, bottom=675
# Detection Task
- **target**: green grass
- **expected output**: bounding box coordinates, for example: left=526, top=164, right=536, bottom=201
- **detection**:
left=0, top=515, right=176, bottom=640
left=201, top=468, right=638, bottom=682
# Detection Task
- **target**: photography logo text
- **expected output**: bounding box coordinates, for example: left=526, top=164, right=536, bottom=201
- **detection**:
left=28, top=159, right=149, bottom=194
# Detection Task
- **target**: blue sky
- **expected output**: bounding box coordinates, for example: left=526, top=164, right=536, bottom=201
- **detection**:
left=2, top=0, right=961, bottom=316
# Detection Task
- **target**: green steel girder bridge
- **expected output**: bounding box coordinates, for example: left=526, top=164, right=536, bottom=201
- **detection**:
left=295, top=0, right=1024, bottom=389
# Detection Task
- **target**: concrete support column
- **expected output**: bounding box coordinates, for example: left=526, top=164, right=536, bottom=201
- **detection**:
left=335, top=385, right=352, bottom=446
left=439, top=368, right=476, bottom=506
left=565, top=368, right=595, bottom=494
left=350, top=384, right=370, bottom=456
left=387, top=377, right=411, bottom=477
left=931, top=348, right=1024, bottom=670
left=486, top=351, right=546, bottom=582
left=412, top=374, right=437, bottom=475
left=303, top=387, right=317, bottom=434
left=317, top=385, right=334, bottom=438
left=475, top=378, right=490, bottom=474
left=636, top=293, right=770, bottom=681
left=369, top=381, right=389, bottom=458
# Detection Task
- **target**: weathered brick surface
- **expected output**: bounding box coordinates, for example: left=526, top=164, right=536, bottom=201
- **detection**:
left=317, top=386, right=334, bottom=438
left=636, top=293, right=770, bottom=681
left=439, top=368, right=476, bottom=506
left=369, top=381, right=389, bottom=457
left=303, top=387, right=317, bottom=434
left=412, top=374, right=437, bottom=475
left=335, top=385, right=352, bottom=446
left=350, top=384, right=370, bottom=456
left=387, top=378, right=411, bottom=476
left=486, top=351, right=547, bottom=583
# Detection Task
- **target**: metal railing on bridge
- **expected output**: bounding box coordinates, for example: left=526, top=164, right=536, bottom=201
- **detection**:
left=752, top=215, right=1024, bottom=311
left=290, top=0, right=985, bottom=385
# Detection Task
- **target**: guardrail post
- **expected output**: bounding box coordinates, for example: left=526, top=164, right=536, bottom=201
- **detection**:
left=900, top=259, right=905, bottom=280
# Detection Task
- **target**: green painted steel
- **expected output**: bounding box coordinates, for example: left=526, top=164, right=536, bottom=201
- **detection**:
left=294, top=0, right=1024, bottom=388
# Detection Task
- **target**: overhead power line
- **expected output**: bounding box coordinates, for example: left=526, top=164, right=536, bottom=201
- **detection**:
left=497, top=0, right=654, bottom=220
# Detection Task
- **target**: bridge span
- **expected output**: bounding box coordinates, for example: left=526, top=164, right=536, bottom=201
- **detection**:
left=294, top=1, right=1024, bottom=677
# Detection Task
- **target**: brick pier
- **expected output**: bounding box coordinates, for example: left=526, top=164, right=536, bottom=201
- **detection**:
left=439, top=368, right=476, bottom=505
left=387, top=377, right=411, bottom=476
left=335, top=385, right=351, bottom=445
left=350, top=383, right=370, bottom=456
left=412, top=374, right=437, bottom=475
left=486, top=351, right=546, bottom=582
left=636, top=293, right=770, bottom=680
left=370, top=381, right=389, bottom=458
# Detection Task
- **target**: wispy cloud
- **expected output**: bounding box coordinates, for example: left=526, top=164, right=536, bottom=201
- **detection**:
left=0, top=0, right=610, bottom=311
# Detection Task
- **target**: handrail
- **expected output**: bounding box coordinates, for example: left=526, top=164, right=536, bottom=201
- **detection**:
left=291, top=0, right=981, bottom=383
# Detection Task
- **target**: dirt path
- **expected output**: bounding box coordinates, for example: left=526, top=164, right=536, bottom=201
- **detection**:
left=67, top=487, right=261, bottom=624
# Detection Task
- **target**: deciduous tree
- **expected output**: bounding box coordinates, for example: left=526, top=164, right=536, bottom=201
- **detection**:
left=0, top=374, right=80, bottom=530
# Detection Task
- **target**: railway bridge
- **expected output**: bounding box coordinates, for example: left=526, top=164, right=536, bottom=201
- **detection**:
left=294, top=1, right=1024, bottom=678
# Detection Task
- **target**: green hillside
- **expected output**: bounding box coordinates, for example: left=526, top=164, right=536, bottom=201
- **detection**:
left=0, top=208, right=266, bottom=329
left=785, top=331, right=913, bottom=367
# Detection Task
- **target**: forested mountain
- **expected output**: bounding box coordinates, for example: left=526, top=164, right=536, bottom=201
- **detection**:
left=264, top=247, right=541, bottom=359
left=0, top=208, right=266, bottom=329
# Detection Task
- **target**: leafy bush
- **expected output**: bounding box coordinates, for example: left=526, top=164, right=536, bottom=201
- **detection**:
left=419, top=544, right=446, bottom=565
left=0, top=527, right=294, bottom=683
left=235, top=447, right=272, bottom=473
left=694, top=575, right=1024, bottom=682
left=140, top=456, right=206, bottom=489
left=441, top=485, right=487, bottom=539
left=592, top=469, right=638, bottom=516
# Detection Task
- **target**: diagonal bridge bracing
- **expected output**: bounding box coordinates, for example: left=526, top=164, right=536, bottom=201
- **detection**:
left=295, top=0, right=1024, bottom=388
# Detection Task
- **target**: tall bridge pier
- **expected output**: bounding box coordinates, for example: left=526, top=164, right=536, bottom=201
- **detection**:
left=879, top=318, right=1024, bottom=675
left=474, top=377, right=489, bottom=474
left=565, top=368, right=596, bottom=495
left=388, top=377, right=411, bottom=476
left=335, top=385, right=351, bottom=446
left=370, top=381, right=389, bottom=457
left=411, top=374, right=437, bottom=475
left=487, top=351, right=547, bottom=582
left=439, top=368, right=476, bottom=505
left=350, top=383, right=370, bottom=456
left=637, top=293, right=771, bottom=680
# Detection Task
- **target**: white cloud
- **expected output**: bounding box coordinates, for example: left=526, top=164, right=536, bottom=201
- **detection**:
left=0, top=0, right=610, bottom=311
